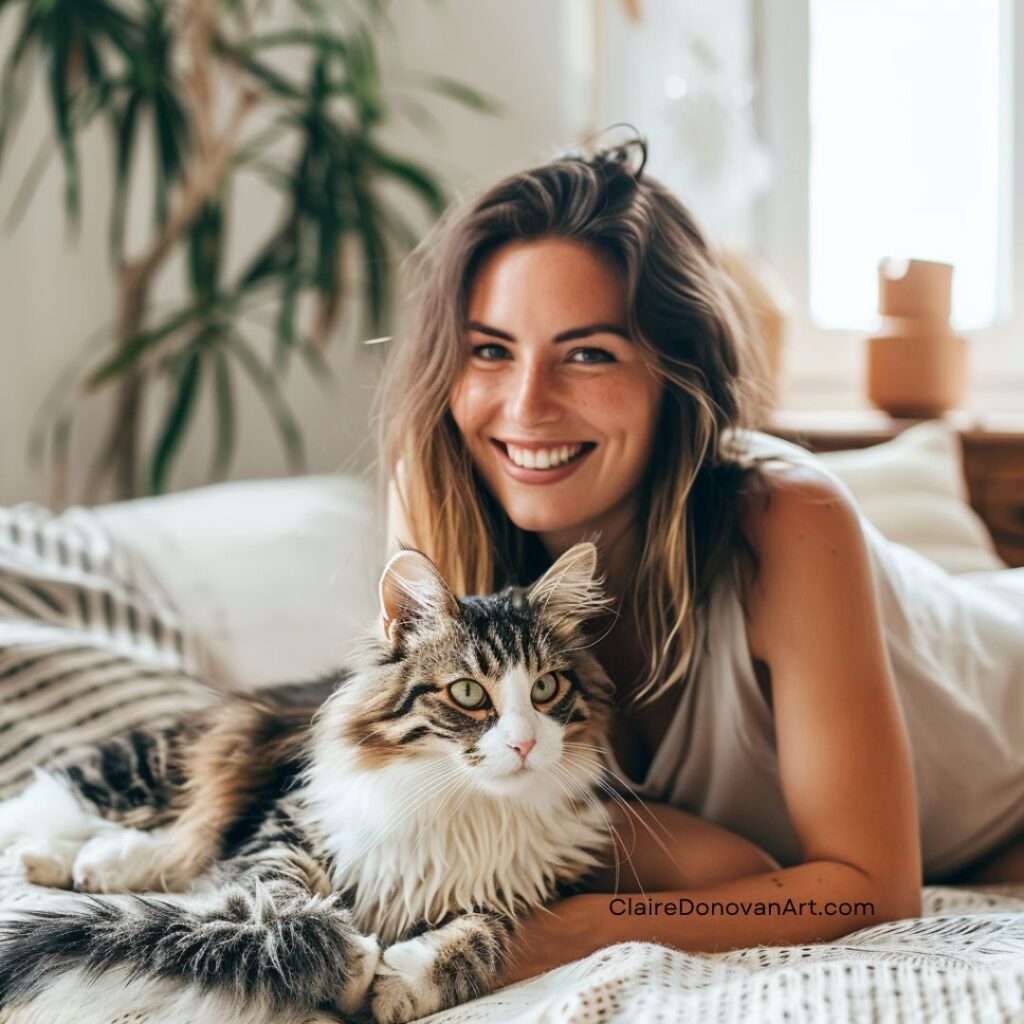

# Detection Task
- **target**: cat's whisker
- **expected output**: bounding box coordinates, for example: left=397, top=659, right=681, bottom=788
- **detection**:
left=562, top=741, right=680, bottom=846
left=548, top=762, right=632, bottom=896
left=559, top=753, right=679, bottom=871
left=574, top=781, right=669, bottom=873
left=558, top=754, right=643, bottom=860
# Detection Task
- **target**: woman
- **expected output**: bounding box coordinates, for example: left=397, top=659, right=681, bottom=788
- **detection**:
left=379, top=140, right=1024, bottom=983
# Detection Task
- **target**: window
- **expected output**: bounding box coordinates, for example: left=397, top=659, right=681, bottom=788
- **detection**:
left=756, top=0, right=1024, bottom=408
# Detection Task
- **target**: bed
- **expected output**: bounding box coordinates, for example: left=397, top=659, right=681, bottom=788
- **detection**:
left=1, top=420, right=1022, bottom=1023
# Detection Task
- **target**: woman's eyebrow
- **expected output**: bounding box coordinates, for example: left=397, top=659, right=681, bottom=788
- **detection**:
left=466, top=321, right=630, bottom=342
left=553, top=323, right=630, bottom=342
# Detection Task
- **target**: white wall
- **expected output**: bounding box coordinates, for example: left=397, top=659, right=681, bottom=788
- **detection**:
left=0, top=0, right=752, bottom=507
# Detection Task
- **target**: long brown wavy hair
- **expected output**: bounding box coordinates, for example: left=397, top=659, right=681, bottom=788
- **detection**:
left=378, top=138, right=771, bottom=704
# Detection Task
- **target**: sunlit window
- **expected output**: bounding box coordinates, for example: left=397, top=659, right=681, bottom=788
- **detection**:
left=809, top=0, right=1011, bottom=330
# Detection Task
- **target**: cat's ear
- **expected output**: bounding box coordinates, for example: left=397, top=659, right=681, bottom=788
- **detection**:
left=526, top=541, right=607, bottom=630
left=379, top=547, right=460, bottom=649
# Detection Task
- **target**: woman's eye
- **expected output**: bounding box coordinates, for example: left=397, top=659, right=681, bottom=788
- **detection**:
left=470, top=343, right=511, bottom=361
left=449, top=678, right=488, bottom=709
left=531, top=672, right=559, bottom=704
left=568, top=347, right=614, bottom=364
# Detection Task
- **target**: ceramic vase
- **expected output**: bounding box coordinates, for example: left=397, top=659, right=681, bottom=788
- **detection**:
left=866, top=258, right=967, bottom=418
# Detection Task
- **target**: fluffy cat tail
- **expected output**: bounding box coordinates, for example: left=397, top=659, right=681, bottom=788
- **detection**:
left=0, top=885, right=379, bottom=1021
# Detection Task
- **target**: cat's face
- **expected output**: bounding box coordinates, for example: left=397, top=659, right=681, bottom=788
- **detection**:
left=340, top=543, right=613, bottom=798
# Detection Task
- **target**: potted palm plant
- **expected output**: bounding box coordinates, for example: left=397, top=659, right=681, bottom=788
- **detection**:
left=0, top=0, right=492, bottom=501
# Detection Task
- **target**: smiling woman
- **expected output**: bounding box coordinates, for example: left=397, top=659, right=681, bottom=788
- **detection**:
left=450, top=238, right=663, bottom=551
left=377, top=138, right=1024, bottom=984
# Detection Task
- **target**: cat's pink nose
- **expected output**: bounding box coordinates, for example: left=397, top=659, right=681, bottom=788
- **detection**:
left=509, top=739, right=536, bottom=763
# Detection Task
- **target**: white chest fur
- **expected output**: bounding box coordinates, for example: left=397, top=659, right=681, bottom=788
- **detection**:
left=300, top=754, right=607, bottom=945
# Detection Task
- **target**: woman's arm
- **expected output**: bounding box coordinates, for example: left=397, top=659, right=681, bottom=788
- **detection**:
left=501, top=860, right=902, bottom=985
left=585, top=800, right=783, bottom=894
left=742, top=465, right=923, bottom=918
left=501, top=467, right=923, bottom=984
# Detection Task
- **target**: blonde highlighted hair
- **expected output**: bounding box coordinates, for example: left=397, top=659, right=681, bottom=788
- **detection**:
left=378, top=138, right=770, bottom=704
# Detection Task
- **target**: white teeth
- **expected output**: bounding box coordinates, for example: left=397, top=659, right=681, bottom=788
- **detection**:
left=505, top=442, right=585, bottom=469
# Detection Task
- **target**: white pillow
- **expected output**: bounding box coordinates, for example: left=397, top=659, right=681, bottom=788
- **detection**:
left=816, top=421, right=1006, bottom=575
left=95, top=475, right=383, bottom=689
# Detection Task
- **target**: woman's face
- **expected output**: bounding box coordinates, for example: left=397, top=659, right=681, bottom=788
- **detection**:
left=450, top=237, right=664, bottom=552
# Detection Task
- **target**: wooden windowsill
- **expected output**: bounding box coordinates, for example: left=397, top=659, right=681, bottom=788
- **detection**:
left=768, top=409, right=1024, bottom=444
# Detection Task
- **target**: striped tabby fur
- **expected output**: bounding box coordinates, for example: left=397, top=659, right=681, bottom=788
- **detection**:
left=0, top=542, right=615, bottom=1024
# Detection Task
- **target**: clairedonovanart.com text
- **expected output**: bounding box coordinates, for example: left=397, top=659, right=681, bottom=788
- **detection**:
left=608, top=896, right=875, bottom=918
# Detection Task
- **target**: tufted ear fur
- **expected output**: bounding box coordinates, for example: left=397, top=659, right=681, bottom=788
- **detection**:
left=379, top=547, right=460, bottom=649
left=526, top=541, right=608, bottom=631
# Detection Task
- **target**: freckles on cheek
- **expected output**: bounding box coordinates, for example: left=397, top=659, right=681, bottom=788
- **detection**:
left=579, top=377, right=648, bottom=421
left=450, top=374, right=500, bottom=429
left=564, top=377, right=615, bottom=417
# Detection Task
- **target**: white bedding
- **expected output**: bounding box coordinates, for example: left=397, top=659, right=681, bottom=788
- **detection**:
left=1, top=855, right=1022, bottom=1023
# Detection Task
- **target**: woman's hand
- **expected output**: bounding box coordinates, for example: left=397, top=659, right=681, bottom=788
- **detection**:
left=500, top=892, right=607, bottom=987
left=498, top=802, right=782, bottom=987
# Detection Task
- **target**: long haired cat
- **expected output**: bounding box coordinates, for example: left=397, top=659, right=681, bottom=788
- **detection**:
left=0, top=541, right=616, bottom=1024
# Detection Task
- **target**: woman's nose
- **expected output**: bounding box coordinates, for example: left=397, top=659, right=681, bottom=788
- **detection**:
left=508, top=361, right=561, bottom=427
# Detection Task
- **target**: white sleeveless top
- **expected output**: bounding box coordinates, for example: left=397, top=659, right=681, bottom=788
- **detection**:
left=605, top=430, right=1024, bottom=882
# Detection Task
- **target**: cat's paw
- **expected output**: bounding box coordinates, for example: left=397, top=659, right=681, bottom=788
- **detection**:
left=371, top=937, right=444, bottom=1024
left=335, top=931, right=381, bottom=1015
left=72, top=828, right=166, bottom=893
left=0, top=771, right=107, bottom=850
left=10, top=837, right=80, bottom=888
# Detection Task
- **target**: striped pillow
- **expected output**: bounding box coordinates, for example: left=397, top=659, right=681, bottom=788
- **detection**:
left=0, top=503, right=216, bottom=800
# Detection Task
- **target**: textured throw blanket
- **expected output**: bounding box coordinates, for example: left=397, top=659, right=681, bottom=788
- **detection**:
left=1, top=503, right=1023, bottom=1023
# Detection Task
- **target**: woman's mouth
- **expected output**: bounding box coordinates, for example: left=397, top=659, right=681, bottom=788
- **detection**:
left=490, top=439, right=596, bottom=484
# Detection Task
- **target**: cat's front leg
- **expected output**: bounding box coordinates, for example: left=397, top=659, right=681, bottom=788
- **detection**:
left=71, top=826, right=186, bottom=893
left=371, top=912, right=513, bottom=1024
left=0, top=772, right=103, bottom=887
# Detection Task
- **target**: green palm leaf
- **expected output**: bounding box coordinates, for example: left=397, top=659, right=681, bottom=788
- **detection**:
left=209, top=345, right=235, bottom=480
left=87, top=303, right=212, bottom=389
left=110, top=89, right=141, bottom=259
left=150, top=344, right=202, bottom=494
left=224, top=331, right=305, bottom=473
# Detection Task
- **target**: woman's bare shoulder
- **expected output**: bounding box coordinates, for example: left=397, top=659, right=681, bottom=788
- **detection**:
left=736, top=457, right=866, bottom=657
left=739, top=456, right=858, bottom=550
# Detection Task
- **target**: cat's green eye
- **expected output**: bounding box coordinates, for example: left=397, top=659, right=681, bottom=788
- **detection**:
left=531, top=672, right=559, bottom=704
left=448, top=678, right=488, bottom=710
